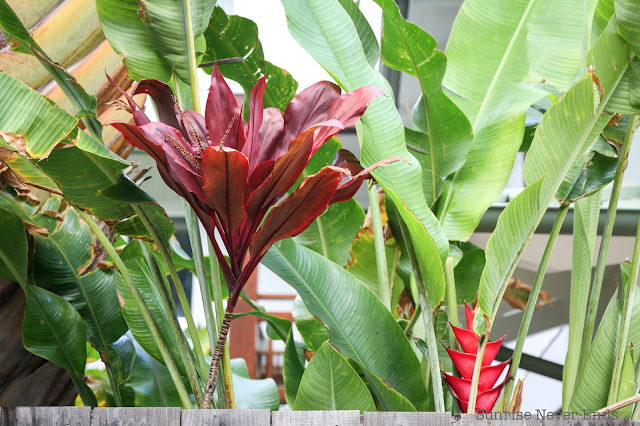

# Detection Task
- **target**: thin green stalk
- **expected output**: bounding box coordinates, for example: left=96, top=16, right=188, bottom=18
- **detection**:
left=404, top=303, right=422, bottom=336
left=500, top=203, right=569, bottom=411
left=579, top=115, right=640, bottom=372
left=182, top=0, right=201, bottom=113
left=444, top=257, right=459, bottom=350
left=395, top=207, right=444, bottom=411
left=105, top=366, right=123, bottom=407
left=368, top=182, right=391, bottom=310
left=467, top=334, right=488, bottom=414
left=139, top=240, right=203, bottom=407
left=436, top=169, right=460, bottom=223
left=208, top=239, right=236, bottom=408
left=608, top=214, right=640, bottom=405
left=182, top=200, right=217, bottom=371
left=75, top=207, right=193, bottom=408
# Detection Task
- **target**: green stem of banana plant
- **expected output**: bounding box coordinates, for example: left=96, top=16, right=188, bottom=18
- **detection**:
left=139, top=240, right=204, bottom=407
left=404, top=303, right=421, bottom=336
left=500, top=203, right=569, bottom=411
left=75, top=207, right=193, bottom=408
left=105, top=365, right=123, bottom=407
left=608, top=213, right=640, bottom=405
left=208, top=239, right=236, bottom=408
left=182, top=200, right=217, bottom=371
left=395, top=207, right=445, bottom=411
left=467, top=334, right=488, bottom=414
left=368, top=182, right=391, bottom=310
left=579, top=115, right=640, bottom=373
left=444, top=257, right=459, bottom=349
left=182, top=0, right=201, bottom=113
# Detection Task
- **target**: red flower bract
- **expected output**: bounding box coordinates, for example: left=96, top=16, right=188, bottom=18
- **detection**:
left=441, top=302, right=511, bottom=413
left=107, top=64, right=397, bottom=311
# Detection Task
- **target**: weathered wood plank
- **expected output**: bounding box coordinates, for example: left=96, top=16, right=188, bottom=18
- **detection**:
left=364, top=411, right=450, bottom=426
left=0, top=406, right=91, bottom=426
left=272, top=411, right=361, bottom=426
left=92, top=407, right=180, bottom=426
left=181, top=409, right=270, bottom=426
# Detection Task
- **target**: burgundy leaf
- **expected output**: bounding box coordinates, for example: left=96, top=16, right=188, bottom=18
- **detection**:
left=333, top=149, right=364, bottom=175
left=202, top=147, right=249, bottom=233
left=132, top=79, right=182, bottom=130
left=206, top=64, right=242, bottom=149
left=245, top=108, right=285, bottom=171
left=465, top=301, right=475, bottom=330
left=249, top=167, right=343, bottom=260
left=245, top=77, right=266, bottom=156
left=106, top=73, right=150, bottom=126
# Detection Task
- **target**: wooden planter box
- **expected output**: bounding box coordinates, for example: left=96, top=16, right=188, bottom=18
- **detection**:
left=0, top=407, right=636, bottom=426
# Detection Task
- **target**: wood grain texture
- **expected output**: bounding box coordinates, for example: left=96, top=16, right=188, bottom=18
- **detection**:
left=271, top=411, right=361, bottom=426
left=0, top=406, right=90, bottom=426
left=92, top=407, right=181, bottom=426
left=181, top=409, right=270, bottom=426
left=364, top=412, right=450, bottom=426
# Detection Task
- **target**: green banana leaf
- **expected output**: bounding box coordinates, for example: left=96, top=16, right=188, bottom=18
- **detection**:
left=293, top=342, right=375, bottom=412
left=279, top=0, right=448, bottom=314
left=32, top=209, right=132, bottom=384
left=292, top=296, right=327, bottom=352
left=615, top=0, right=640, bottom=56
left=373, top=0, right=472, bottom=208
left=0, top=206, right=29, bottom=283
left=0, top=71, right=77, bottom=159
left=203, top=6, right=298, bottom=111
left=439, top=0, right=588, bottom=240
left=96, top=0, right=214, bottom=83
left=262, top=238, right=429, bottom=410
left=229, top=358, right=280, bottom=410
left=477, top=177, right=546, bottom=321
left=0, top=137, right=59, bottom=191
left=451, top=241, right=485, bottom=305
left=338, top=0, right=379, bottom=67
left=283, top=331, right=306, bottom=407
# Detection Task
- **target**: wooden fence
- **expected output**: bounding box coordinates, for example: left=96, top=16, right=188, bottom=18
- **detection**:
left=0, top=407, right=637, bottom=426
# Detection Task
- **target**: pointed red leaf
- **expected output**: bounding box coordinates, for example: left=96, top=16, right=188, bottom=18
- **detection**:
left=132, top=79, right=181, bottom=130
left=443, top=344, right=477, bottom=379
left=450, top=324, right=479, bottom=355
left=106, top=73, right=150, bottom=126
left=312, top=86, right=384, bottom=153
left=280, top=81, right=341, bottom=149
left=245, top=77, right=266, bottom=156
left=329, top=156, right=404, bottom=205
left=244, top=108, right=285, bottom=171
left=441, top=372, right=472, bottom=402
left=202, top=147, right=249, bottom=232
left=442, top=373, right=507, bottom=413
left=249, top=167, right=343, bottom=259
left=245, top=160, right=275, bottom=202
left=206, top=64, right=242, bottom=149
left=483, top=334, right=507, bottom=365
left=332, top=149, right=364, bottom=175
left=465, top=301, right=475, bottom=331
left=245, top=120, right=343, bottom=221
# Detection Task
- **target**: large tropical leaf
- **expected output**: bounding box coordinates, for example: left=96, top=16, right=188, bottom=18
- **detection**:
left=0, top=71, right=78, bottom=159
left=616, top=0, right=640, bottom=56
left=96, top=0, right=214, bottom=83
left=262, top=238, right=429, bottom=410
left=372, top=0, right=472, bottom=207
left=32, top=209, right=132, bottom=383
left=229, top=358, right=281, bottom=410
left=293, top=342, right=375, bottom=412
left=563, top=191, right=602, bottom=410
left=283, top=331, right=306, bottom=407
left=477, top=177, right=546, bottom=321
left=280, top=0, right=448, bottom=313
left=0, top=206, right=29, bottom=284
left=203, top=6, right=298, bottom=111
left=0, top=137, right=59, bottom=192
left=451, top=241, right=485, bottom=305
left=292, top=296, right=327, bottom=352
left=439, top=0, right=588, bottom=240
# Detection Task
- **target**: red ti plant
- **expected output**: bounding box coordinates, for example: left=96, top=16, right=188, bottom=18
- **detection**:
left=107, top=65, right=398, bottom=408
left=441, top=302, right=511, bottom=413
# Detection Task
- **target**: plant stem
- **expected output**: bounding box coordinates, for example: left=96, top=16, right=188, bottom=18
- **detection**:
left=75, top=207, right=193, bottom=408
left=500, top=203, right=569, bottom=411
left=139, top=240, right=203, bottom=407
left=368, top=182, right=391, bottom=310
left=444, top=257, right=459, bottom=350
left=182, top=0, right=201, bottom=114
left=105, top=365, right=123, bottom=407
left=182, top=200, right=217, bottom=368
left=404, top=303, right=422, bottom=336
left=579, top=115, right=639, bottom=373
left=467, top=334, right=487, bottom=413
left=608, top=214, right=640, bottom=405
left=395, top=207, right=445, bottom=411
left=202, top=306, right=234, bottom=409
left=208, top=239, right=236, bottom=408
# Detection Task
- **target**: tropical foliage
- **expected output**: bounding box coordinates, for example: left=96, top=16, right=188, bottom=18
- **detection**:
left=1, top=0, right=640, bottom=416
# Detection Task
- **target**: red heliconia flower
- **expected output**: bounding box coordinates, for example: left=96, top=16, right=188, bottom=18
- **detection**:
left=441, top=302, right=511, bottom=413
left=107, top=65, right=399, bottom=407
